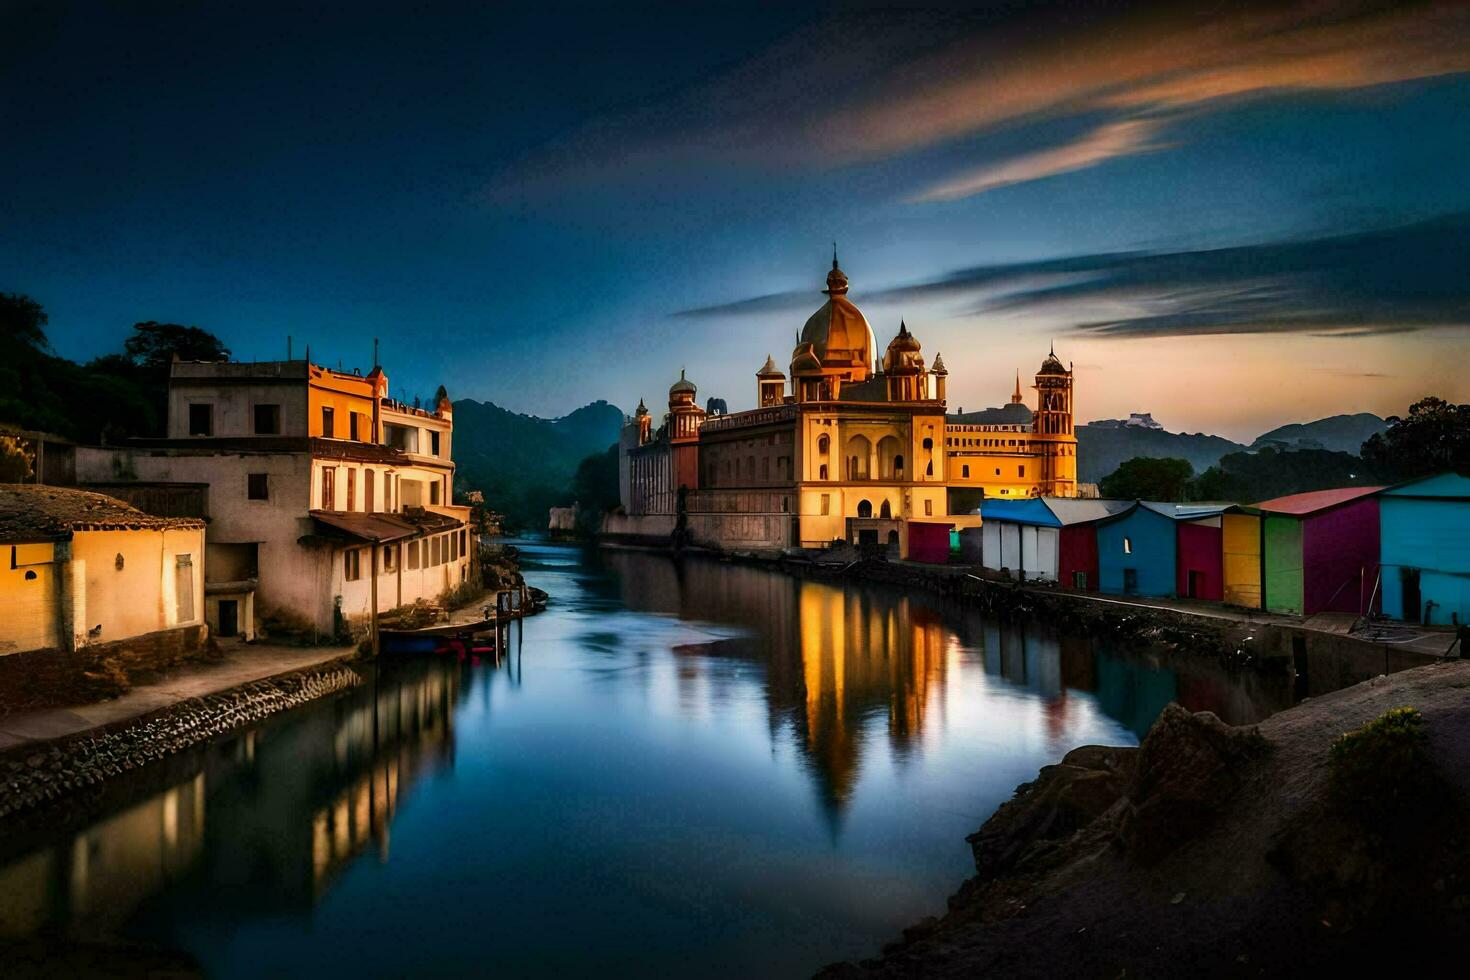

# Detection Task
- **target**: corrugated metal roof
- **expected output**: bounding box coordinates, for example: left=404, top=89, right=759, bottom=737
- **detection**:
left=1252, top=486, right=1384, bottom=515
left=979, top=498, right=1060, bottom=526
left=1137, top=501, right=1234, bottom=521
left=308, top=510, right=418, bottom=543
left=1043, top=498, right=1133, bottom=525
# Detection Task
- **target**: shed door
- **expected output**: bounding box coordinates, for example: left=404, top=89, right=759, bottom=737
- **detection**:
left=1020, top=527, right=1039, bottom=581
left=1036, top=528, right=1059, bottom=583
left=175, top=554, right=195, bottom=624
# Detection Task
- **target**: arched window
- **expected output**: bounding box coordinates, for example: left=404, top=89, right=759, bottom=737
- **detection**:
left=893, top=454, right=904, bottom=476
left=817, top=434, right=829, bottom=454
left=846, top=434, right=872, bottom=479
left=922, top=437, right=933, bottom=451
left=926, top=460, right=934, bottom=476
left=857, top=499, right=873, bottom=519
left=819, top=463, right=828, bottom=480
left=879, top=500, right=892, bottom=519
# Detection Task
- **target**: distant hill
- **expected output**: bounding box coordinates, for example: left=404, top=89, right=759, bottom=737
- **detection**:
left=1250, top=413, right=1385, bottom=454
left=1076, top=424, right=1247, bottom=484
left=452, top=399, right=624, bottom=530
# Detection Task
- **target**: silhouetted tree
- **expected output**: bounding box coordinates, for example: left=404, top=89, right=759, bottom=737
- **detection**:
left=0, top=293, right=48, bottom=351
left=1100, top=456, right=1194, bottom=500
left=1361, top=397, right=1470, bottom=480
left=123, top=321, right=230, bottom=374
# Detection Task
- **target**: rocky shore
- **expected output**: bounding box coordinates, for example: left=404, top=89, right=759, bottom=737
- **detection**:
left=0, top=661, right=361, bottom=829
left=822, top=660, right=1470, bottom=976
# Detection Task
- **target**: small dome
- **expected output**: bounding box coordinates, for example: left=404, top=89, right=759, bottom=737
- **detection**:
left=757, top=354, right=784, bottom=378
left=797, top=248, right=876, bottom=374
left=931, top=352, right=948, bottom=375
left=670, top=369, right=696, bottom=395
left=882, top=320, right=925, bottom=374
left=634, top=398, right=648, bottom=417
left=790, top=342, right=822, bottom=374
left=1034, top=345, right=1070, bottom=376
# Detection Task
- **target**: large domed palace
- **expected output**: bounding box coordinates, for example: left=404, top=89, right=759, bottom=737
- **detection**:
left=616, top=253, right=1077, bottom=560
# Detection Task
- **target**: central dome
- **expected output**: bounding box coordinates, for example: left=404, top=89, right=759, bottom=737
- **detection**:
left=795, top=252, right=876, bottom=375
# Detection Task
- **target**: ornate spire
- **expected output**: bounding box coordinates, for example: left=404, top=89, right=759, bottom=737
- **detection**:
left=931, top=351, right=947, bottom=375
left=824, top=247, right=849, bottom=296
left=1012, top=371, right=1023, bottom=404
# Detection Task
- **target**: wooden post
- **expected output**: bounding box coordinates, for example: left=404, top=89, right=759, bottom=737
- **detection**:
left=370, top=542, right=380, bottom=657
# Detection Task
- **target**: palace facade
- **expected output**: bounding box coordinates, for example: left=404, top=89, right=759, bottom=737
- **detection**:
left=614, top=255, right=1078, bottom=559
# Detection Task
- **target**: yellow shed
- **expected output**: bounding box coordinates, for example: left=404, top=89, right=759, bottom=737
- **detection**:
left=1222, top=509, right=1262, bottom=608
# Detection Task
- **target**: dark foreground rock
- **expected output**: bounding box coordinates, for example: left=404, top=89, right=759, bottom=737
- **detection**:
left=822, top=661, right=1470, bottom=977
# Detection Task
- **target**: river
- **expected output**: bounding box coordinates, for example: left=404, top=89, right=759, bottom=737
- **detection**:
left=0, top=540, right=1299, bottom=976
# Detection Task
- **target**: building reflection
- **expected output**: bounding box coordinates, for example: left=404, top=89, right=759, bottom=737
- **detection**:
left=0, top=658, right=461, bottom=941
left=601, top=551, right=1291, bottom=822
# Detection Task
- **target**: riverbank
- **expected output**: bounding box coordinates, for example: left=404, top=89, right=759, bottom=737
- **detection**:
left=821, top=659, right=1470, bottom=976
left=603, top=540, right=1459, bottom=678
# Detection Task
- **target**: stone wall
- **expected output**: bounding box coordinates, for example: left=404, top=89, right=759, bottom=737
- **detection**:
left=0, top=624, right=211, bottom=716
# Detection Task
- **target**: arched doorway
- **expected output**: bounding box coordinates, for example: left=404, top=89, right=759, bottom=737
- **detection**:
left=879, top=500, right=892, bottom=519
left=857, top=499, right=873, bottom=518
left=877, top=435, right=902, bottom=479
left=846, top=434, right=872, bottom=479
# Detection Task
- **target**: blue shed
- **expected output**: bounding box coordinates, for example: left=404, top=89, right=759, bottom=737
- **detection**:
left=1378, top=473, right=1470, bottom=626
left=1096, top=503, right=1177, bottom=597
left=1095, top=502, right=1230, bottom=598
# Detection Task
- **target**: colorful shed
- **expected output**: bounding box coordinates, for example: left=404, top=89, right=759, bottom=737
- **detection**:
left=1378, top=473, right=1470, bottom=625
left=979, top=498, right=1059, bottom=582
left=1221, top=508, right=1263, bottom=608
left=1255, top=486, right=1383, bottom=617
left=980, top=498, right=1129, bottom=585
left=1095, top=502, right=1228, bottom=598
left=1046, top=498, right=1133, bottom=591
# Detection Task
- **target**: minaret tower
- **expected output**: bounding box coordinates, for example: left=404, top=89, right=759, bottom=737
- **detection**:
left=1033, top=345, right=1077, bottom=496
left=757, top=354, right=786, bottom=407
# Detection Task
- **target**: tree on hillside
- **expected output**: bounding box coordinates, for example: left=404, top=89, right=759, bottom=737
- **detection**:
left=123, top=321, right=231, bottom=373
left=1099, top=457, right=1194, bottom=500
left=1, top=293, right=48, bottom=352
left=1360, top=397, right=1470, bottom=480
left=1196, top=447, right=1381, bottom=503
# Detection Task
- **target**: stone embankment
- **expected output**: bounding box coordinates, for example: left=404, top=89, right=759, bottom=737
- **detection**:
left=822, top=660, right=1470, bottom=976
left=0, top=662, right=361, bottom=825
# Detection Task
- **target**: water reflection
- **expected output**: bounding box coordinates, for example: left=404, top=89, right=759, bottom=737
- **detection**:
left=0, top=659, right=462, bottom=941
left=599, top=550, right=1294, bottom=822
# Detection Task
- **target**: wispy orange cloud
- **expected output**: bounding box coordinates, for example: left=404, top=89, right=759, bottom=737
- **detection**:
left=906, top=119, right=1166, bottom=203
left=486, top=1, right=1470, bottom=199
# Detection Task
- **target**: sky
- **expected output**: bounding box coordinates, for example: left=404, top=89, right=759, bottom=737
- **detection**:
left=2, top=0, right=1467, bottom=441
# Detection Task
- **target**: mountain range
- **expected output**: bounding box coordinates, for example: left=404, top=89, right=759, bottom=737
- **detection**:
left=1077, top=412, right=1385, bottom=484
left=451, top=398, right=624, bottom=530
left=449, top=397, right=1387, bottom=526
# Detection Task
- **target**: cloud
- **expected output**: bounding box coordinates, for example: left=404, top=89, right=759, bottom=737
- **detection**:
left=907, top=119, right=1167, bottom=202
left=674, top=212, right=1470, bottom=339
left=488, top=1, right=1470, bottom=198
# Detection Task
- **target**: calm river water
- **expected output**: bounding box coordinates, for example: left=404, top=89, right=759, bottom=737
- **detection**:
left=0, top=541, right=1300, bottom=976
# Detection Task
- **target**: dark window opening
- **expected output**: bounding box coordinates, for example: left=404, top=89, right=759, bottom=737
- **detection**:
left=253, top=404, right=280, bottom=435
left=321, top=406, right=335, bottom=438
left=247, top=473, right=269, bottom=500
left=349, top=412, right=359, bottom=441
left=430, top=430, right=441, bottom=456
left=188, top=404, right=213, bottom=436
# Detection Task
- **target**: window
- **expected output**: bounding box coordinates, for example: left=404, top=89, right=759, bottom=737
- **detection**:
left=1073, top=571, right=1088, bottom=589
left=344, top=548, right=361, bottom=581
left=894, top=454, right=904, bottom=476
left=383, top=544, right=396, bottom=571
left=386, top=475, right=394, bottom=512
left=347, top=469, right=357, bottom=511
left=995, top=468, right=1001, bottom=476
left=407, top=540, right=420, bottom=569
left=817, top=434, right=829, bottom=454
left=1019, top=465, right=1026, bottom=478
left=321, top=467, right=336, bottom=509
left=253, top=404, right=280, bottom=435
left=430, top=536, right=440, bottom=566
left=924, top=499, right=933, bottom=516
left=349, top=412, right=359, bottom=441
left=430, top=430, right=441, bottom=456
left=321, top=406, right=335, bottom=438
left=430, top=481, right=441, bottom=505
left=962, top=465, right=970, bottom=478
left=460, top=529, right=467, bottom=553
left=1123, top=537, right=1132, bottom=555
left=820, top=494, right=830, bottom=516
left=450, top=534, right=458, bottom=562
left=175, top=554, right=195, bottom=622
left=188, top=404, right=213, bottom=436
left=922, top=437, right=933, bottom=451
left=819, top=464, right=828, bottom=480
left=365, top=470, right=376, bottom=513
left=247, top=473, right=269, bottom=500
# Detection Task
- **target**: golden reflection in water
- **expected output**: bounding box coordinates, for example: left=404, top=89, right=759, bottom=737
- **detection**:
left=604, top=552, right=952, bottom=820
left=0, top=661, right=460, bottom=940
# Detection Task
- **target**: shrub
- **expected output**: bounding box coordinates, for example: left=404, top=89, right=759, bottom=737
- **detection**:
left=1328, top=706, right=1441, bottom=828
